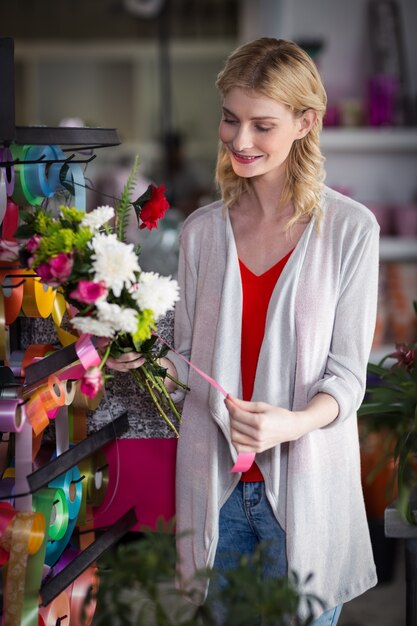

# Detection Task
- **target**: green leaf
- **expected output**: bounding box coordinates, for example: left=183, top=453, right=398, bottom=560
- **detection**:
left=116, top=155, right=140, bottom=242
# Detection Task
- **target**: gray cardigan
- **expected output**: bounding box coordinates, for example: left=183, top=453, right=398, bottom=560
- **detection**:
left=169, top=186, right=379, bottom=614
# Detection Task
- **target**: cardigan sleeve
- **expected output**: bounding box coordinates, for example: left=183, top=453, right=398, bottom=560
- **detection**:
left=166, top=227, right=196, bottom=402
left=307, top=221, right=380, bottom=425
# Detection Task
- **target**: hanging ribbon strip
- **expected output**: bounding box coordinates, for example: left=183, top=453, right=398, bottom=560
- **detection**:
left=0, top=502, right=46, bottom=626
left=153, top=332, right=256, bottom=473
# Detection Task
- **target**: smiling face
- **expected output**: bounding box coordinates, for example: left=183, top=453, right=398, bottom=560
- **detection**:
left=219, top=88, right=311, bottom=184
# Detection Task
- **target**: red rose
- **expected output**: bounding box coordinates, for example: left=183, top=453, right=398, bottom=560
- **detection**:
left=139, top=184, right=170, bottom=230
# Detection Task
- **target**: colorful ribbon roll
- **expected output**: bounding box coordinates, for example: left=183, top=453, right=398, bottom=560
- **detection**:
left=52, top=292, right=79, bottom=347
left=62, top=161, right=86, bottom=212
left=21, top=270, right=56, bottom=319
left=77, top=449, right=109, bottom=525
left=1, top=199, right=19, bottom=240
left=48, top=487, right=69, bottom=542
left=24, top=145, right=65, bottom=199
left=10, top=145, right=44, bottom=207
left=38, top=590, right=70, bottom=626
left=46, top=465, right=83, bottom=566
left=69, top=564, right=98, bottom=626
left=25, top=375, right=66, bottom=436
left=0, top=264, right=24, bottom=325
left=0, top=398, right=26, bottom=432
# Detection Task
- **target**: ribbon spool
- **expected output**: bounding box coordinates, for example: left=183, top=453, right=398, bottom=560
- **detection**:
left=48, top=487, right=69, bottom=542
left=10, top=145, right=44, bottom=207
left=69, top=564, right=98, bottom=626
left=0, top=399, right=26, bottom=433
left=45, top=464, right=82, bottom=567
left=63, top=379, right=77, bottom=405
left=0, top=264, right=24, bottom=325
left=38, top=591, right=70, bottom=626
left=62, top=161, right=86, bottom=212
left=21, top=270, right=56, bottom=319
left=71, top=381, right=103, bottom=411
left=25, top=375, right=66, bottom=436
left=49, top=464, right=83, bottom=520
left=1, top=199, right=19, bottom=240
left=24, top=145, right=65, bottom=199
left=87, top=450, right=109, bottom=507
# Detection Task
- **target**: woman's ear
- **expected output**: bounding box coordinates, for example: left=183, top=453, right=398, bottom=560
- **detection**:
left=297, top=109, right=317, bottom=138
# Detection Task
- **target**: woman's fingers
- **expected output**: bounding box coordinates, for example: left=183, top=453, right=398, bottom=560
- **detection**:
left=106, top=354, right=145, bottom=371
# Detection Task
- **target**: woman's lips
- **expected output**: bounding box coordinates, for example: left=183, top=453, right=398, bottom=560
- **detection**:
left=231, top=151, right=263, bottom=164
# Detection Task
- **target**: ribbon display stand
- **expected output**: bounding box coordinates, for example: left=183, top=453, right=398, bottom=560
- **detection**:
left=0, top=34, right=143, bottom=626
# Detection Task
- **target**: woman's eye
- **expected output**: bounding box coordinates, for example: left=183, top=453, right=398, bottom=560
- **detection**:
left=256, top=125, right=272, bottom=133
left=222, top=117, right=237, bottom=124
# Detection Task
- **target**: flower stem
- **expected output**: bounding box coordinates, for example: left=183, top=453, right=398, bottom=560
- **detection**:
left=99, top=343, right=112, bottom=370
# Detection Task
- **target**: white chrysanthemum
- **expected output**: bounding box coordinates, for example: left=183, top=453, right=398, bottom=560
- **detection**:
left=96, top=301, right=138, bottom=334
left=90, top=233, right=140, bottom=298
left=81, top=205, right=115, bottom=231
left=70, top=316, right=116, bottom=338
left=132, top=272, right=180, bottom=319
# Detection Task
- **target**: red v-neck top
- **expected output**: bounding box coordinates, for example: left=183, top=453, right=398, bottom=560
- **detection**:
left=239, top=249, right=293, bottom=481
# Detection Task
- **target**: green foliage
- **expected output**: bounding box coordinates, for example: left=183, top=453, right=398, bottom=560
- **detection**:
left=92, top=521, right=321, bottom=626
left=359, top=302, right=417, bottom=524
left=116, top=155, right=140, bottom=242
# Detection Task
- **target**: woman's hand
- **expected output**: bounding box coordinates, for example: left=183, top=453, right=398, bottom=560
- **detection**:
left=225, top=392, right=339, bottom=453
left=225, top=395, right=302, bottom=453
left=105, top=352, right=145, bottom=372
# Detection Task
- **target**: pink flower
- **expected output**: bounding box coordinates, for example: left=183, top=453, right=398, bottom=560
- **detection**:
left=49, top=252, right=73, bottom=281
left=26, top=235, right=42, bottom=253
left=35, top=262, right=56, bottom=284
left=70, top=280, right=108, bottom=304
left=0, top=240, right=20, bottom=262
left=390, top=343, right=416, bottom=371
left=36, top=253, right=74, bottom=285
left=80, top=366, right=104, bottom=399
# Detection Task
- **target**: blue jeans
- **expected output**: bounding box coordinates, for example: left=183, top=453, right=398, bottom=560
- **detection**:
left=210, top=482, right=342, bottom=626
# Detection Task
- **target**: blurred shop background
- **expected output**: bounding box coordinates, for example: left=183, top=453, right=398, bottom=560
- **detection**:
left=1, top=2, right=417, bottom=624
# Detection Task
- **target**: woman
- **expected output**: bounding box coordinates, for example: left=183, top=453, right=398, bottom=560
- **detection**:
left=108, top=38, right=379, bottom=625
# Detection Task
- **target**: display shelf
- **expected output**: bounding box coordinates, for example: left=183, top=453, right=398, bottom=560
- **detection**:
left=321, top=127, right=417, bottom=152
left=380, top=237, right=417, bottom=262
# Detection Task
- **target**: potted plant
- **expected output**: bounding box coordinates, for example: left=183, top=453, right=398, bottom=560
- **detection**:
left=90, top=520, right=323, bottom=626
left=359, top=301, right=417, bottom=525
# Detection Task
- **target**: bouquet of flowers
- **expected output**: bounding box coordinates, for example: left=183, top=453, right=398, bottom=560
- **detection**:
left=14, top=166, right=186, bottom=435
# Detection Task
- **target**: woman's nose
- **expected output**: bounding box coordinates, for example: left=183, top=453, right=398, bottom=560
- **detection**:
left=232, top=125, right=253, bottom=151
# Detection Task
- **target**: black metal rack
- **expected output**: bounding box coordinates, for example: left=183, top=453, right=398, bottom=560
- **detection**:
left=0, top=36, right=120, bottom=151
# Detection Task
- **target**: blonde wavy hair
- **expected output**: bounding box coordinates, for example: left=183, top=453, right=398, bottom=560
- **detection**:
left=215, top=38, right=327, bottom=228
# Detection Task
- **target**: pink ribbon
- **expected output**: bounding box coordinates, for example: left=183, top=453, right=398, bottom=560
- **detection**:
left=153, top=333, right=255, bottom=473
left=57, top=334, right=101, bottom=381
